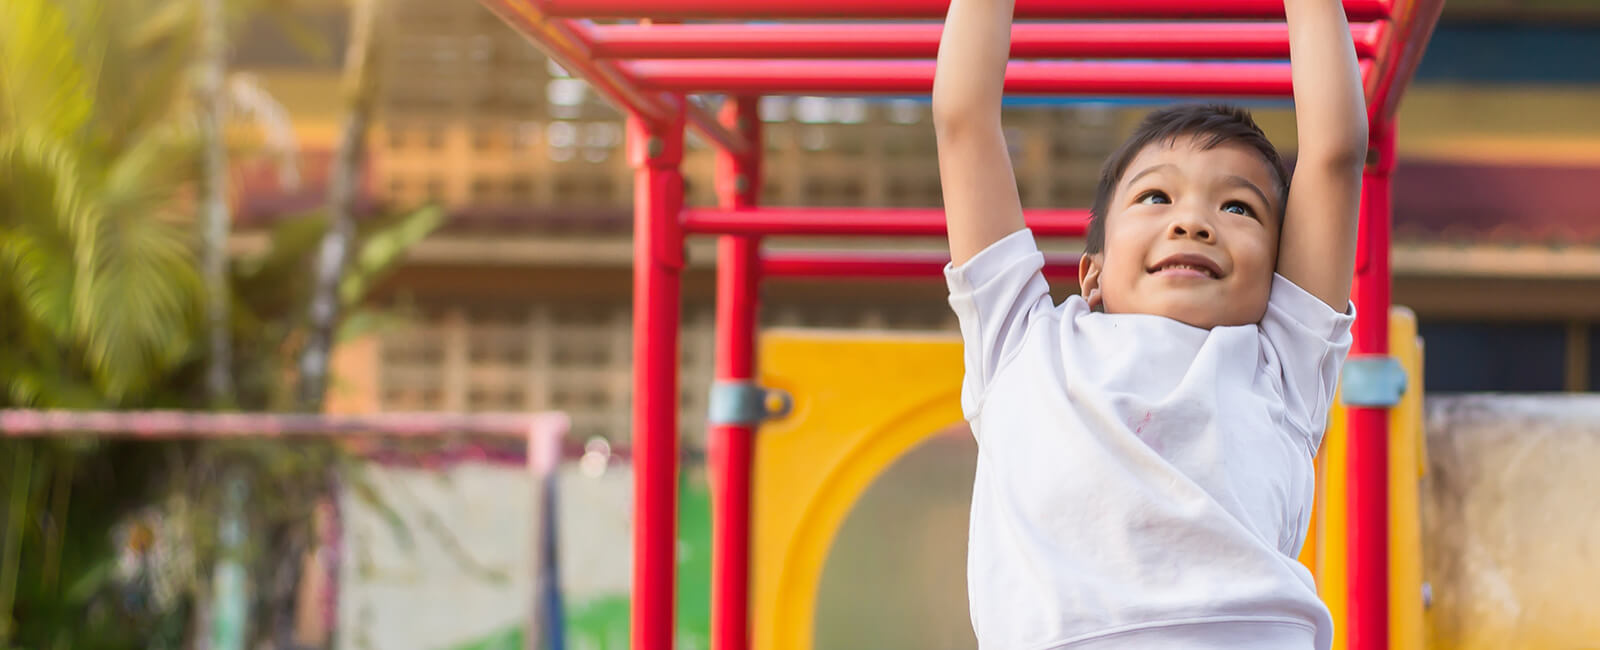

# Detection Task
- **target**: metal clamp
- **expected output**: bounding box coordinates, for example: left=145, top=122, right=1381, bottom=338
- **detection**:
left=708, top=380, right=793, bottom=426
left=1340, top=355, right=1407, bottom=408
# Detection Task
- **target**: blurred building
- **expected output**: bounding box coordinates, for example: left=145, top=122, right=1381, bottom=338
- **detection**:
left=231, top=0, right=1600, bottom=446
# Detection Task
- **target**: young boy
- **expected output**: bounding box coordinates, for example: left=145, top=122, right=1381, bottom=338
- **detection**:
left=933, top=1, right=1367, bottom=649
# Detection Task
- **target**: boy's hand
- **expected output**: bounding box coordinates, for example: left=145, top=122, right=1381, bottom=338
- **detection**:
left=1277, top=0, right=1369, bottom=310
left=933, top=0, right=1027, bottom=267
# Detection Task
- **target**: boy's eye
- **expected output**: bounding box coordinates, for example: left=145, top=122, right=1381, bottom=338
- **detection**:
left=1222, top=201, right=1255, bottom=218
left=1137, top=190, right=1170, bottom=205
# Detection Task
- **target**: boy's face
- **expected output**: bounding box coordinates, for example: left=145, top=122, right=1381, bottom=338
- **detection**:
left=1079, top=135, right=1282, bottom=329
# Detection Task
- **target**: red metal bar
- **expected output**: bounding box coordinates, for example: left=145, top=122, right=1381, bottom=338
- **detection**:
left=627, top=104, right=686, bottom=650
left=588, top=22, right=1386, bottom=60
left=626, top=59, right=1327, bottom=97
left=1368, top=0, right=1446, bottom=122
left=762, top=251, right=1081, bottom=279
left=1347, top=121, right=1396, bottom=650
left=479, top=0, right=670, bottom=122
left=709, top=96, right=762, bottom=650
left=552, top=19, right=750, bottom=155
left=685, top=96, right=754, bottom=157
left=542, top=0, right=1392, bottom=21
left=682, top=208, right=1088, bottom=238
left=481, top=5, right=751, bottom=154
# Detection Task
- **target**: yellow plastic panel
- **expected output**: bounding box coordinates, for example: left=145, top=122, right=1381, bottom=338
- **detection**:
left=753, top=330, right=966, bottom=650
left=1314, top=390, right=1351, bottom=647
left=1389, top=308, right=1427, bottom=650
left=1310, top=307, right=1428, bottom=650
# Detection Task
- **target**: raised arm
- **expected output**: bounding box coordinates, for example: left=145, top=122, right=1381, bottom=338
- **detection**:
left=933, top=0, right=1026, bottom=267
left=1278, top=0, right=1370, bottom=309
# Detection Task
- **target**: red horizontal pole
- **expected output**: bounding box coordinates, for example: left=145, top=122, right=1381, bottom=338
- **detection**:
left=589, top=22, right=1385, bottom=60
left=543, top=0, right=1391, bottom=21
left=479, top=0, right=671, bottom=123
left=481, top=5, right=751, bottom=154
left=682, top=96, right=755, bottom=157
left=762, top=251, right=1081, bottom=279
left=626, top=60, right=1357, bottom=97
left=1369, top=0, right=1446, bottom=122
left=556, top=20, right=751, bottom=155
left=682, top=208, right=1089, bottom=238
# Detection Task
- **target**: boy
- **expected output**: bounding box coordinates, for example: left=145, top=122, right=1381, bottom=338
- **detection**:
left=933, top=1, right=1366, bottom=649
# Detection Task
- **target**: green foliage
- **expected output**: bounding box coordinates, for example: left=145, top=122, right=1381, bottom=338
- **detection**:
left=0, top=0, right=447, bottom=646
left=0, top=0, right=202, bottom=408
left=1, top=439, right=192, bottom=650
left=0, top=0, right=93, bottom=140
left=446, top=624, right=527, bottom=650
left=227, top=205, right=443, bottom=409
left=342, top=206, right=444, bottom=307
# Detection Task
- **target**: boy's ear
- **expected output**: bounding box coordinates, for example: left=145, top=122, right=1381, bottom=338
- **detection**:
left=1078, top=253, right=1104, bottom=311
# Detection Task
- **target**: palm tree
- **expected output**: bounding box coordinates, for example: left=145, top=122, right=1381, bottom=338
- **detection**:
left=197, top=0, right=237, bottom=407
left=2, top=0, right=443, bottom=644
left=0, top=0, right=203, bottom=409
left=300, top=0, right=385, bottom=412
left=1, top=0, right=202, bottom=645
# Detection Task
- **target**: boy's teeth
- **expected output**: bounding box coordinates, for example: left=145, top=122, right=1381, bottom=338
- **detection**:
left=1161, top=263, right=1213, bottom=277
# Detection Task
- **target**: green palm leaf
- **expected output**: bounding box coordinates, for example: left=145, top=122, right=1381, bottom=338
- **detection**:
left=341, top=206, right=445, bottom=306
left=81, top=121, right=201, bottom=399
left=0, top=225, right=76, bottom=343
left=83, top=205, right=197, bottom=398
left=0, top=0, right=201, bottom=404
left=0, top=132, right=89, bottom=343
left=0, top=0, right=93, bottom=140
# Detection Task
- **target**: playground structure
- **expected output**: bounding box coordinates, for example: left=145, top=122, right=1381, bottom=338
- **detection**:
left=474, top=1, right=1447, bottom=650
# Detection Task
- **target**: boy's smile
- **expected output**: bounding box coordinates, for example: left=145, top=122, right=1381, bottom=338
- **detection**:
left=1147, top=252, right=1223, bottom=280
left=1078, top=135, right=1283, bottom=329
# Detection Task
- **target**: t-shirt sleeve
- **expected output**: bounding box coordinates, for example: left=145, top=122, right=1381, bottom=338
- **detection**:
left=1260, top=274, right=1357, bottom=452
left=945, top=228, right=1054, bottom=420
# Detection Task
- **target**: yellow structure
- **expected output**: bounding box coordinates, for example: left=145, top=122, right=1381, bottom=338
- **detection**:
left=753, top=308, right=1427, bottom=649
left=753, top=331, right=966, bottom=650
left=1307, top=308, right=1428, bottom=650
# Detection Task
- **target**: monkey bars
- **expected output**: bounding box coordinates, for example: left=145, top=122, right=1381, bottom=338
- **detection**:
left=475, top=1, right=1446, bottom=649
left=584, top=22, right=1388, bottom=60
left=538, top=0, right=1395, bottom=20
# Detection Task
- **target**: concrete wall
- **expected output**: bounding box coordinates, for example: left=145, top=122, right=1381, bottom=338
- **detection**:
left=336, top=462, right=634, bottom=650
left=1422, top=395, right=1600, bottom=649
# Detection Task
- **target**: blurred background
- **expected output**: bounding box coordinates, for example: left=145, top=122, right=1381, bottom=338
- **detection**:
left=2, top=0, right=1598, bottom=648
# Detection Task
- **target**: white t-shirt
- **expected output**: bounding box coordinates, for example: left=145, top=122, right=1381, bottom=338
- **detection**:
left=945, top=229, right=1354, bottom=650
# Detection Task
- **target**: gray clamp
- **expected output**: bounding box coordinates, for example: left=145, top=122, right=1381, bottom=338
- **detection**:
left=1340, top=355, right=1407, bottom=408
left=708, top=380, right=793, bottom=426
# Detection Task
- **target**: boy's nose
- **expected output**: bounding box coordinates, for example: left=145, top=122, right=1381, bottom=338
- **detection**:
left=1169, top=219, right=1215, bottom=243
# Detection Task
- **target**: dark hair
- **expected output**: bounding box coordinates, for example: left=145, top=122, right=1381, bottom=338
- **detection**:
left=1085, top=104, right=1289, bottom=254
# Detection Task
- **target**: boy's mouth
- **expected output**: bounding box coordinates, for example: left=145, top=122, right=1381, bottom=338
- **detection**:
left=1148, top=253, right=1222, bottom=279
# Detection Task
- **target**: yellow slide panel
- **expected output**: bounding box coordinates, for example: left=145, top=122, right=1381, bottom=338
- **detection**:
left=1308, top=308, right=1427, bottom=650
left=753, top=331, right=966, bottom=650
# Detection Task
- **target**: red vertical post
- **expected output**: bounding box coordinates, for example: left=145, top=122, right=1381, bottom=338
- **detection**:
left=1346, top=120, right=1395, bottom=650
left=709, top=96, right=762, bottom=650
left=627, top=99, right=686, bottom=650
